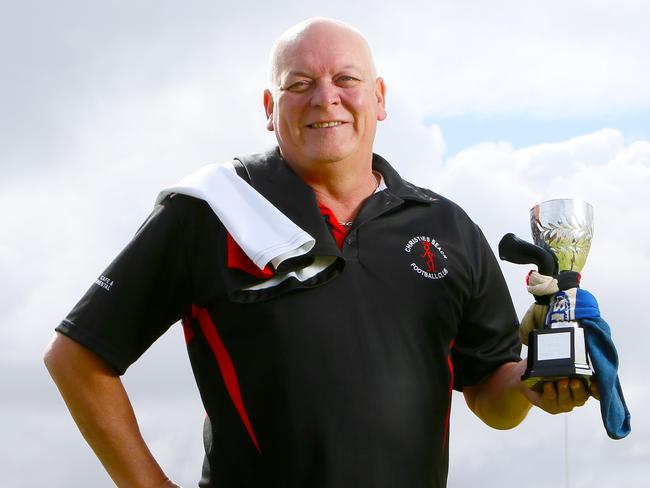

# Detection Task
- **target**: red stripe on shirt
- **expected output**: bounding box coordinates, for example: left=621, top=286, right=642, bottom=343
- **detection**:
left=227, top=233, right=274, bottom=279
left=192, top=305, right=261, bottom=453
left=181, top=315, right=194, bottom=344
left=443, top=338, right=455, bottom=450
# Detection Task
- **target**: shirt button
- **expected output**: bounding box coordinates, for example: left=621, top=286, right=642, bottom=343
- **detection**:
left=345, top=236, right=354, bottom=245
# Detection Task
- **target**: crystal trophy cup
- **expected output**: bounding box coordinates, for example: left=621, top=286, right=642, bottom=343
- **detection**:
left=499, top=199, right=594, bottom=388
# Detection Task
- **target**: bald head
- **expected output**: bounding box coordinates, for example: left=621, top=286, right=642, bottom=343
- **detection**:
left=262, top=17, right=386, bottom=171
left=268, top=18, right=377, bottom=87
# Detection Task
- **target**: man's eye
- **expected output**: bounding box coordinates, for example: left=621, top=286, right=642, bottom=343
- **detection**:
left=337, top=76, right=360, bottom=86
left=285, top=80, right=311, bottom=92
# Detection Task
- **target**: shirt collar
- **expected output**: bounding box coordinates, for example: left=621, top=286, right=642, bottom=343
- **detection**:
left=370, top=153, right=438, bottom=204
left=235, top=146, right=437, bottom=206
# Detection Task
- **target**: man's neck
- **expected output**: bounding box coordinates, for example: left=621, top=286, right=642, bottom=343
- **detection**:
left=287, top=156, right=379, bottom=224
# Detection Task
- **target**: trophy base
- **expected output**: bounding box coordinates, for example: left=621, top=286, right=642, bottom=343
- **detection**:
left=522, top=324, right=593, bottom=391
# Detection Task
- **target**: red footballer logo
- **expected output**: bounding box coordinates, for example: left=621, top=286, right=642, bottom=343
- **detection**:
left=404, top=235, right=449, bottom=280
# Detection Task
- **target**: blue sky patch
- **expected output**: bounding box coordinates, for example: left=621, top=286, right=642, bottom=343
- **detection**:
left=425, top=112, right=650, bottom=156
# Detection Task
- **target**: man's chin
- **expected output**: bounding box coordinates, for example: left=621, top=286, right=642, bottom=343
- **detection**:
left=279, top=142, right=368, bottom=168
left=285, top=149, right=350, bottom=166
left=309, top=153, right=348, bottom=164
left=303, top=145, right=358, bottom=165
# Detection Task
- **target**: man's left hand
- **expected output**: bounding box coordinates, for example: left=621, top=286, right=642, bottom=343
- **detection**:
left=520, top=377, right=600, bottom=415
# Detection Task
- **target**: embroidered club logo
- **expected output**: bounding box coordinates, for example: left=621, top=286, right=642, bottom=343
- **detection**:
left=404, top=235, right=449, bottom=280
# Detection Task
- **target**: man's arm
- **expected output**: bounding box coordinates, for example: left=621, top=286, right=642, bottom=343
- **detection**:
left=43, top=332, right=180, bottom=488
left=463, top=359, right=596, bottom=430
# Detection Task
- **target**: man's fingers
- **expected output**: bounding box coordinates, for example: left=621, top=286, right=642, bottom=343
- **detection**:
left=555, top=379, right=576, bottom=412
left=569, top=379, right=590, bottom=406
left=540, top=381, right=565, bottom=414
left=590, top=380, right=601, bottom=401
left=532, top=377, right=596, bottom=414
left=542, top=381, right=557, bottom=403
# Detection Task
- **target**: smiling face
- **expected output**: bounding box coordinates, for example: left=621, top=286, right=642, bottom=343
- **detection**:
left=264, top=20, right=386, bottom=173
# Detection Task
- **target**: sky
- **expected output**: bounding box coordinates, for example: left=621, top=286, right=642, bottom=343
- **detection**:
left=1, top=1, right=649, bottom=486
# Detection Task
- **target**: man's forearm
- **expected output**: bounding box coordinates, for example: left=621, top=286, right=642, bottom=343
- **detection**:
left=463, top=360, right=532, bottom=430
left=44, top=333, right=174, bottom=488
left=463, top=358, right=597, bottom=429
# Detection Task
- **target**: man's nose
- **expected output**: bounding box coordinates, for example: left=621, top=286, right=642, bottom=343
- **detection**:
left=310, top=80, right=340, bottom=107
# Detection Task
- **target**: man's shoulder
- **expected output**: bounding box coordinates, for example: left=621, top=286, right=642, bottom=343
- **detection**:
left=156, top=192, right=221, bottom=233
left=371, top=153, right=474, bottom=221
left=233, top=147, right=287, bottom=184
left=398, top=178, right=446, bottom=205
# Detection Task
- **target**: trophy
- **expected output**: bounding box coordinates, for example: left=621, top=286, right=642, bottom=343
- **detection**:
left=499, top=199, right=594, bottom=388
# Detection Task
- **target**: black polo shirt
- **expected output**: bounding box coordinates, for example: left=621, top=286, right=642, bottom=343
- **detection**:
left=57, top=148, right=520, bottom=488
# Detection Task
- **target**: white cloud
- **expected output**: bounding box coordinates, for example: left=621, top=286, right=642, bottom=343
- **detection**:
left=371, top=0, right=650, bottom=118
left=374, top=87, right=447, bottom=189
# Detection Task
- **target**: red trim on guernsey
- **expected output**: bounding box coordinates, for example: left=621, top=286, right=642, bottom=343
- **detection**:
left=317, top=203, right=349, bottom=250
left=227, top=233, right=274, bottom=279
left=192, top=305, right=261, bottom=453
left=181, top=316, right=194, bottom=344
left=443, top=339, right=455, bottom=450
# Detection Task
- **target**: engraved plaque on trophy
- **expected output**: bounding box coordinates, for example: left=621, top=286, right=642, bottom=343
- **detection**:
left=498, top=199, right=594, bottom=389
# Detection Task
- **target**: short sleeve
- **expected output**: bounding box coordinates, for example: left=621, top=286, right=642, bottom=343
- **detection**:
left=55, top=198, right=191, bottom=374
left=452, top=224, right=521, bottom=390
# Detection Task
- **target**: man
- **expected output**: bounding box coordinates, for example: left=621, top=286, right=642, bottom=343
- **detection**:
left=44, top=18, right=596, bottom=488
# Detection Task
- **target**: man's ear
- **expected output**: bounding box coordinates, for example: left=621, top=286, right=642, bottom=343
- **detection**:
left=263, top=89, right=275, bottom=131
left=375, top=77, right=387, bottom=122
